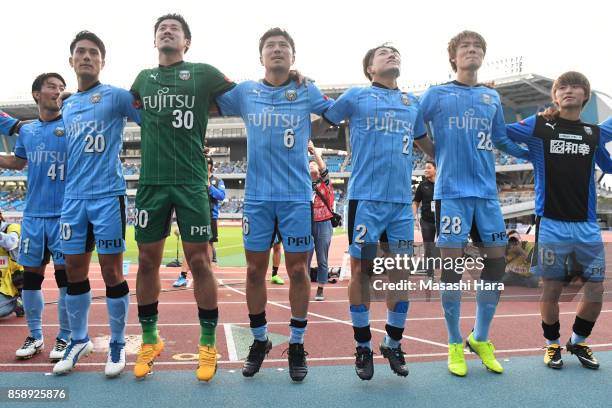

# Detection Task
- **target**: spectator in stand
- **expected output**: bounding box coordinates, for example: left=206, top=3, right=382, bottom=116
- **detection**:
left=307, top=141, right=335, bottom=301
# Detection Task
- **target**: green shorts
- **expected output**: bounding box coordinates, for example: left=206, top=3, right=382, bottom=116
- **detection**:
left=135, top=184, right=211, bottom=243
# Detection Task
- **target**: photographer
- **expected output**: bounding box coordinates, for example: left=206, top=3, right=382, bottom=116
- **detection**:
left=502, top=230, right=539, bottom=288
left=308, top=141, right=335, bottom=301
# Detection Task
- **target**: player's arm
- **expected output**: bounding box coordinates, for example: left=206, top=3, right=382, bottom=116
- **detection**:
left=491, top=101, right=529, bottom=158
left=0, top=111, right=21, bottom=136
left=0, top=155, right=26, bottom=170
left=413, top=104, right=434, bottom=158
left=505, top=115, right=537, bottom=148
left=595, top=125, right=612, bottom=173
left=313, top=87, right=357, bottom=138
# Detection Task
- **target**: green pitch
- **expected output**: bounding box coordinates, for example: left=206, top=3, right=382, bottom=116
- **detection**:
left=92, top=225, right=343, bottom=267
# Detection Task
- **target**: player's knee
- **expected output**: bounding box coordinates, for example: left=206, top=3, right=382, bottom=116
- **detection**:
left=480, top=257, right=506, bottom=282
left=584, top=281, right=604, bottom=302
left=286, top=265, right=308, bottom=284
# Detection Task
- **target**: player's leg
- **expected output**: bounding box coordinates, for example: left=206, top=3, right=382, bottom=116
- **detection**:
left=437, top=198, right=473, bottom=376
left=15, top=216, right=47, bottom=359
left=48, top=217, right=70, bottom=360
left=347, top=200, right=386, bottom=380
left=278, top=200, right=313, bottom=382
left=565, top=223, right=605, bottom=369
left=91, top=196, right=130, bottom=377
left=133, top=186, right=171, bottom=378
left=53, top=199, right=94, bottom=375
left=270, top=236, right=284, bottom=285
left=173, top=184, right=218, bottom=381
left=465, top=198, right=506, bottom=374
left=537, top=217, right=570, bottom=369
left=242, top=200, right=275, bottom=377
left=378, top=203, right=413, bottom=377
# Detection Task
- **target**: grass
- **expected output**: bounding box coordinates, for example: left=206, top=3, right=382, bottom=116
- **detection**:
left=91, top=225, right=345, bottom=267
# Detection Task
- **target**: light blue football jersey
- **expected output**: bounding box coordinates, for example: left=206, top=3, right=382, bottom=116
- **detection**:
left=62, top=83, right=140, bottom=199
left=324, top=84, right=426, bottom=204
left=14, top=116, right=66, bottom=217
left=420, top=81, right=527, bottom=200
left=0, top=110, right=18, bottom=135
left=216, top=80, right=333, bottom=201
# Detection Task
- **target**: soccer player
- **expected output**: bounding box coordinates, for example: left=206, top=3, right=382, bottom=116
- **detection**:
left=419, top=30, right=528, bottom=376
left=53, top=31, right=140, bottom=377
left=0, top=73, right=72, bottom=361
left=322, top=44, right=433, bottom=380
left=216, top=27, right=333, bottom=382
left=506, top=72, right=612, bottom=370
left=130, top=14, right=235, bottom=381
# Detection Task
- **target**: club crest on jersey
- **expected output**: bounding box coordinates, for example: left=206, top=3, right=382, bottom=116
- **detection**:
left=90, top=93, right=102, bottom=104
left=54, top=127, right=65, bottom=137
left=285, top=90, right=298, bottom=101
left=179, top=70, right=191, bottom=80
left=481, top=94, right=492, bottom=105
left=401, top=94, right=411, bottom=106
left=584, top=126, right=593, bottom=136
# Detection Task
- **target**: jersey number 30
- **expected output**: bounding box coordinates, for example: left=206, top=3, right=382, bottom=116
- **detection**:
left=172, top=110, right=194, bottom=129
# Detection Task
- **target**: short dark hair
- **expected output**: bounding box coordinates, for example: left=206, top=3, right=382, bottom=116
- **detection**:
left=31, top=73, right=66, bottom=104
left=259, top=27, right=295, bottom=56
left=70, top=31, right=106, bottom=59
left=447, top=30, right=487, bottom=72
left=425, top=160, right=436, bottom=168
left=154, top=13, right=192, bottom=52
left=552, top=71, right=591, bottom=107
left=362, top=43, right=400, bottom=81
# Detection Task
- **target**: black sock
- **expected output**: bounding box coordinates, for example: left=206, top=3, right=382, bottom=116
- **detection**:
left=272, top=266, right=279, bottom=277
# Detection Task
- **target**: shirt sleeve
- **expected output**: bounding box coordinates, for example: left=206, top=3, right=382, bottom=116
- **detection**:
left=209, top=178, right=226, bottom=201
left=595, top=125, right=612, bottom=173
left=490, top=96, right=529, bottom=158
left=215, top=83, right=243, bottom=117
left=205, top=64, right=237, bottom=101
left=13, top=132, right=26, bottom=159
left=307, top=83, right=334, bottom=116
left=0, top=111, right=18, bottom=136
left=323, top=87, right=357, bottom=126
left=506, top=114, right=537, bottom=144
left=413, top=98, right=427, bottom=139
left=413, top=182, right=423, bottom=203
left=115, top=88, right=141, bottom=125
left=418, top=87, right=435, bottom=123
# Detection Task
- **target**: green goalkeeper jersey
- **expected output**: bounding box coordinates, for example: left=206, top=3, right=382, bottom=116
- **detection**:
left=131, top=61, right=234, bottom=185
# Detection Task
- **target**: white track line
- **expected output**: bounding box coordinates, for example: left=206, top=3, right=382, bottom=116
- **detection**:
left=217, top=279, right=448, bottom=349
left=223, top=324, right=238, bottom=361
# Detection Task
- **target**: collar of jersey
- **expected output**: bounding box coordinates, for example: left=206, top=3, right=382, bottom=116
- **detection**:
left=77, top=81, right=101, bottom=93
left=158, top=60, right=185, bottom=69
left=371, top=82, right=399, bottom=91
left=450, top=80, right=483, bottom=88
left=37, top=114, right=62, bottom=124
left=261, top=78, right=293, bottom=88
left=556, top=116, right=583, bottom=125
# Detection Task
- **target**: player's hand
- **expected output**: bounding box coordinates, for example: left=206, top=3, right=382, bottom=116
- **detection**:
left=57, top=91, right=73, bottom=109
left=289, top=69, right=311, bottom=87
left=308, top=140, right=316, bottom=154
left=538, top=106, right=559, bottom=121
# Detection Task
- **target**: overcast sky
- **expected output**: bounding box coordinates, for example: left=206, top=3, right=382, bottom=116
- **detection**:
left=3, top=0, right=610, bottom=101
